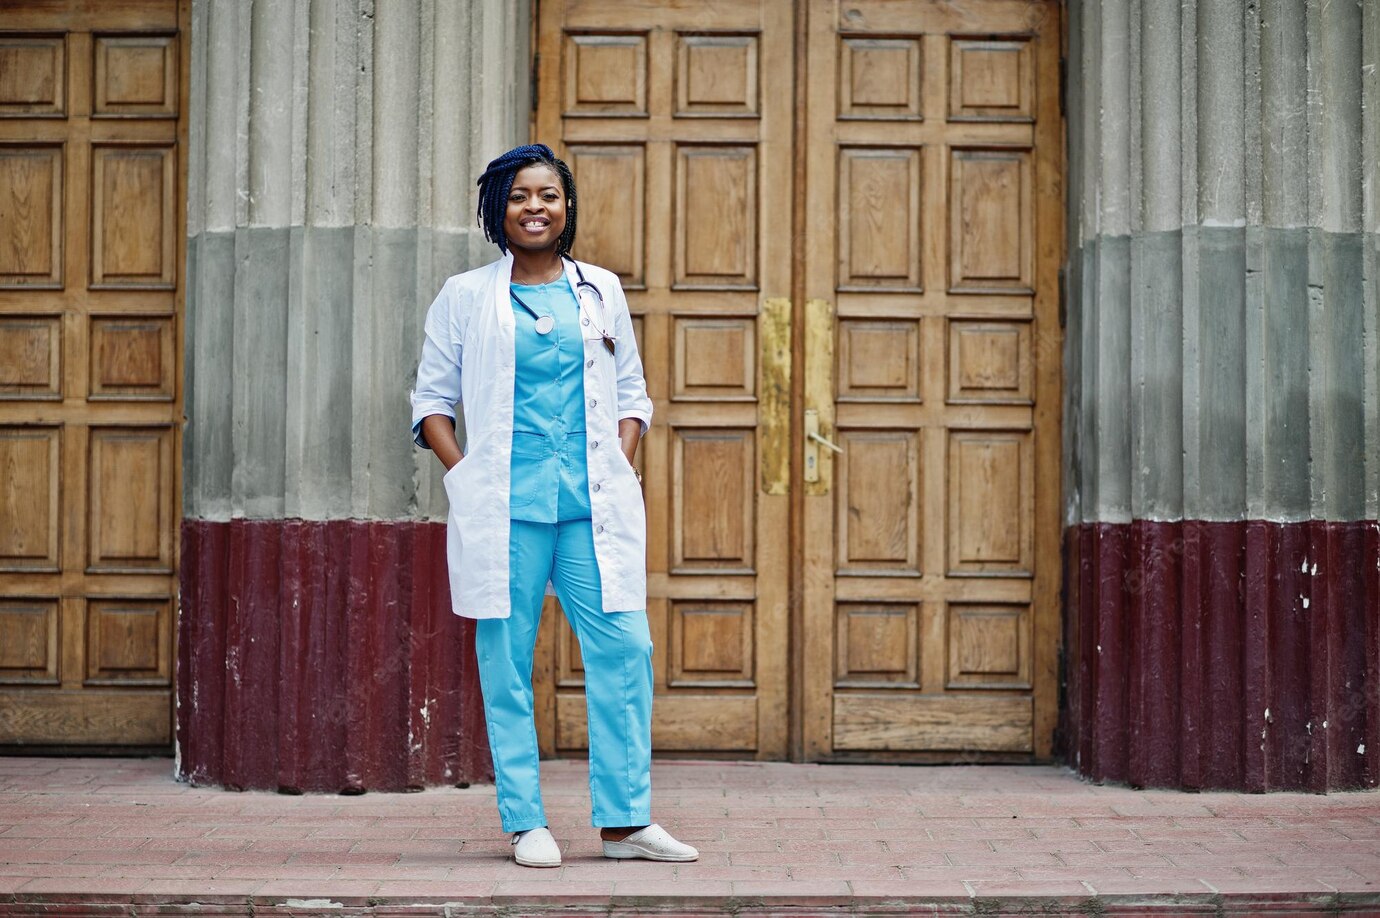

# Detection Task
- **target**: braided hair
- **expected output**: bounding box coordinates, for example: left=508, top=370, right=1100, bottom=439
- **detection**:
left=475, top=143, right=578, bottom=256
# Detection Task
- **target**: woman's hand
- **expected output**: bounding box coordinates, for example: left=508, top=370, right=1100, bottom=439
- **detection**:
left=422, top=415, right=465, bottom=470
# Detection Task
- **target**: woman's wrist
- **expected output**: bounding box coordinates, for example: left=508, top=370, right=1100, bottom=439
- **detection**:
left=617, top=418, right=642, bottom=468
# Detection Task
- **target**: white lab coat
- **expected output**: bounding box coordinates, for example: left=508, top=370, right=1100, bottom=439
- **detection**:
left=410, top=252, right=653, bottom=619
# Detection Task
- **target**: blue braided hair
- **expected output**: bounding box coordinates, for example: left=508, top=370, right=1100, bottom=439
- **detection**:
left=475, top=143, right=578, bottom=256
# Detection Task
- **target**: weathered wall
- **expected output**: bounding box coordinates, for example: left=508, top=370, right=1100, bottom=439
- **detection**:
left=179, top=0, right=529, bottom=791
left=184, top=0, right=527, bottom=524
left=1061, top=0, right=1380, bottom=791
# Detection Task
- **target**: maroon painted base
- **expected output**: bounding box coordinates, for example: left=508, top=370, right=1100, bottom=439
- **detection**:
left=178, top=519, right=492, bottom=792
left=1061, top=519, right=1380, bottom=791
left=180, top=518, right=1379, bottom=793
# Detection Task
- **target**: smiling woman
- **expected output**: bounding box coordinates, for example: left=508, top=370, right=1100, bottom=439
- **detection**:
left=409, top=143, right=697, bottom=868
left=475, top=145, right=579, bottom=260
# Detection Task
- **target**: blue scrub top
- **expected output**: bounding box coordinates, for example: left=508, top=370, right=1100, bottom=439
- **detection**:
left=509, top=280, right=591, bottom=523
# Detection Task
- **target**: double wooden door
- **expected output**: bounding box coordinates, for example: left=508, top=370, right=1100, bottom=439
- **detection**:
left=534, top=0, right=1062, bottom=761
left=0, top=0, right=186, bottom=746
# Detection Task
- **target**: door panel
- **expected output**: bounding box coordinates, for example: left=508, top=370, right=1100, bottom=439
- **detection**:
left=801, top=0, right=1061, bottom=760
left=0, top=0, right=185, bottom=748
left=534, top=0, right=793, bottom=758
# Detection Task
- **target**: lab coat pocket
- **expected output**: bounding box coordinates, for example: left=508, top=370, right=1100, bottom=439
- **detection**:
left=616, top=449, right=642, bottom=489
left=508, top=432, right=546, bottom=510
left=441, top=454, right=470, bottom=502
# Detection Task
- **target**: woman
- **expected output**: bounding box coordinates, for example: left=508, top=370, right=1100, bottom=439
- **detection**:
left=410, top=144, right=697, bottom=868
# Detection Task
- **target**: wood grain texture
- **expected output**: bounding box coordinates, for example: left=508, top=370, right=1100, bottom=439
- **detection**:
left=536, top=0, right=792, bottom=759
left=833, top=692, right=1033, bottom=752
left=946, top=602, right=1030, bottom=690
left=0, top=0, right=185, bottom=748
left=837, top=146, right=922, bottom=290
left=672, top=427, right=755, bottom=571
left=0, top=425, right=60, bottom=570
left=948, top=37, right=1033, bottom=122
left=0, top=35, right=66, bottom=117
left=0, top=316, right=61, bottom=396
left=0, top=144, right=63, bottom=287
left=668, top=599, right=754, bottom=687
left=557, top=692, right=758, bottom=752
left=673, top=315, right=755, bottom=401
left=563, top=33, right=647, bottom=117
left=948, top=147, right=1033, bottom=293
left=88, top=315, right=173, bottom=399
left=89, top=143, right=175, bottom=288
left=834, top=602, right=919, bottom=688
left=537, top=0, right=1058, bottom=766
left=676, top=34, right=759, bottom=118
left=835, top=428, right=921, bottom=573
left=801, top=0, right=1060, bottom=762
left=566, top=144, right=645, bottom=285
left=674, top=144, right=757, bottom=288
left=92, top=33, right=177, bottom=118
left=839, top=37, right=922, bottom=121
left=87, top=425, right=173, bottom=572
left=0, top=688, right=169, bottom=744
left=0, top=597, right=59, bottom=683
left=947, top=319, right=1032, bottom=404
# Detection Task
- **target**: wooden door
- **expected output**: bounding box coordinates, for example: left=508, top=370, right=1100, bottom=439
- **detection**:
left=0, top=1, right=186, bottom=747
left=800, top=0, right=1063, bottom=760
left=533, top=0, right=794, bottom=757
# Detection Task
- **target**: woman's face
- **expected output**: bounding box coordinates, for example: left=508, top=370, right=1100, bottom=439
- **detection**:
left=504, top=163, right=566, bottom=254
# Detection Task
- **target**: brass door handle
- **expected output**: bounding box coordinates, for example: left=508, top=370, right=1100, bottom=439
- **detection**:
left=807, top=431, right=842, bottom=453
left=803, top=409, right=841, bottom=483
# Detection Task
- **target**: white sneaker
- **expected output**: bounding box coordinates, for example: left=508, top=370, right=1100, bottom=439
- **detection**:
left=511, top=827, right=561, bottom=867
left=601, top=824, right=698, bottom=862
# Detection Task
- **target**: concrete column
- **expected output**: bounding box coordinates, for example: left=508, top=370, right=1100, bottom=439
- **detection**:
left=186, top=0, right=528, bottom=523
left=1063, top=0, right=1379, bottom=792
left=179, top=0, right=530, bottom=791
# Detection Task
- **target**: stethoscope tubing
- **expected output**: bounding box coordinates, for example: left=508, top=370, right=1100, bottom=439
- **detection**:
left=509, top=256, right=616, bottom=353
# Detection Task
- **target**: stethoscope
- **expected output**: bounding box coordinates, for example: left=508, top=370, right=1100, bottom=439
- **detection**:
left=509, top=256, right=616, bottom=355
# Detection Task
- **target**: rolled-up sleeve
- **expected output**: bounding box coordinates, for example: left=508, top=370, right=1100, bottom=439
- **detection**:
left=611, top=278, right=652, bottom=436
left=410, top=282, right=462, bottom=449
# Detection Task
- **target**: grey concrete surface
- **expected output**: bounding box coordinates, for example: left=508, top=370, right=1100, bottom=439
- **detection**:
left=184, top=0, right=529, bottom=522
left=184, top=0, right=1378, bottom=525
left=1066, top=0, right=1379, bottom=524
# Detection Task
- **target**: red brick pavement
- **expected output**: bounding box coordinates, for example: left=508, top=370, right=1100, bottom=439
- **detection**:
left=0, top=757, right=1377, bottom=915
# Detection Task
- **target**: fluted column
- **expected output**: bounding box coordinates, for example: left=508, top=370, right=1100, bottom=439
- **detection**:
left=179, top=0, right=530, bottom=791
left=1062, top=0, right=1380, bottom=791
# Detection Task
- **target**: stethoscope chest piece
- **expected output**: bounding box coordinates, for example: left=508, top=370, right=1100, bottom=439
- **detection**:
left=509, top=257, right=617, bottom=353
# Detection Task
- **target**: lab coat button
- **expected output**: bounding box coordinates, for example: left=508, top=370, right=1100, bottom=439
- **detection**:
left=591, top=440, right=599, bottom=449
left=588, top=398, right=597, bottom=408
left=582, top=317, right=590, bottom=326
left=593, top=483, right=601, bottom=492
left=586, top=359, right=594, bottom=368
left=596, top=525, right=605, bottom=533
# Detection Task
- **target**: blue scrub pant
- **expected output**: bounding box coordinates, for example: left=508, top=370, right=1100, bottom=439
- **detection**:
left=475, top=518, right=653, bottom=832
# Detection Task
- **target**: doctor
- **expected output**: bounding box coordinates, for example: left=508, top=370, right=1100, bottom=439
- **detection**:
left=410, top=144, right=697, bottom=868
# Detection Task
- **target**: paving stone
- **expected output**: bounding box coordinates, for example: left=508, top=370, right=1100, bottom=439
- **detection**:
left=611, top=878, right=735, bottom=899
left=17, top=876, right=147, bottom=893
left=369, top=880, right=495, bottom=897
left=730, top=878, right=853, bottom=905
left=253, top=879, right=382, bottom=898
left=848, top=877, right=970, bottom=897
left=137, top=878, right=265, bottom=895
left=0, top=756, right=1376, bottom=913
